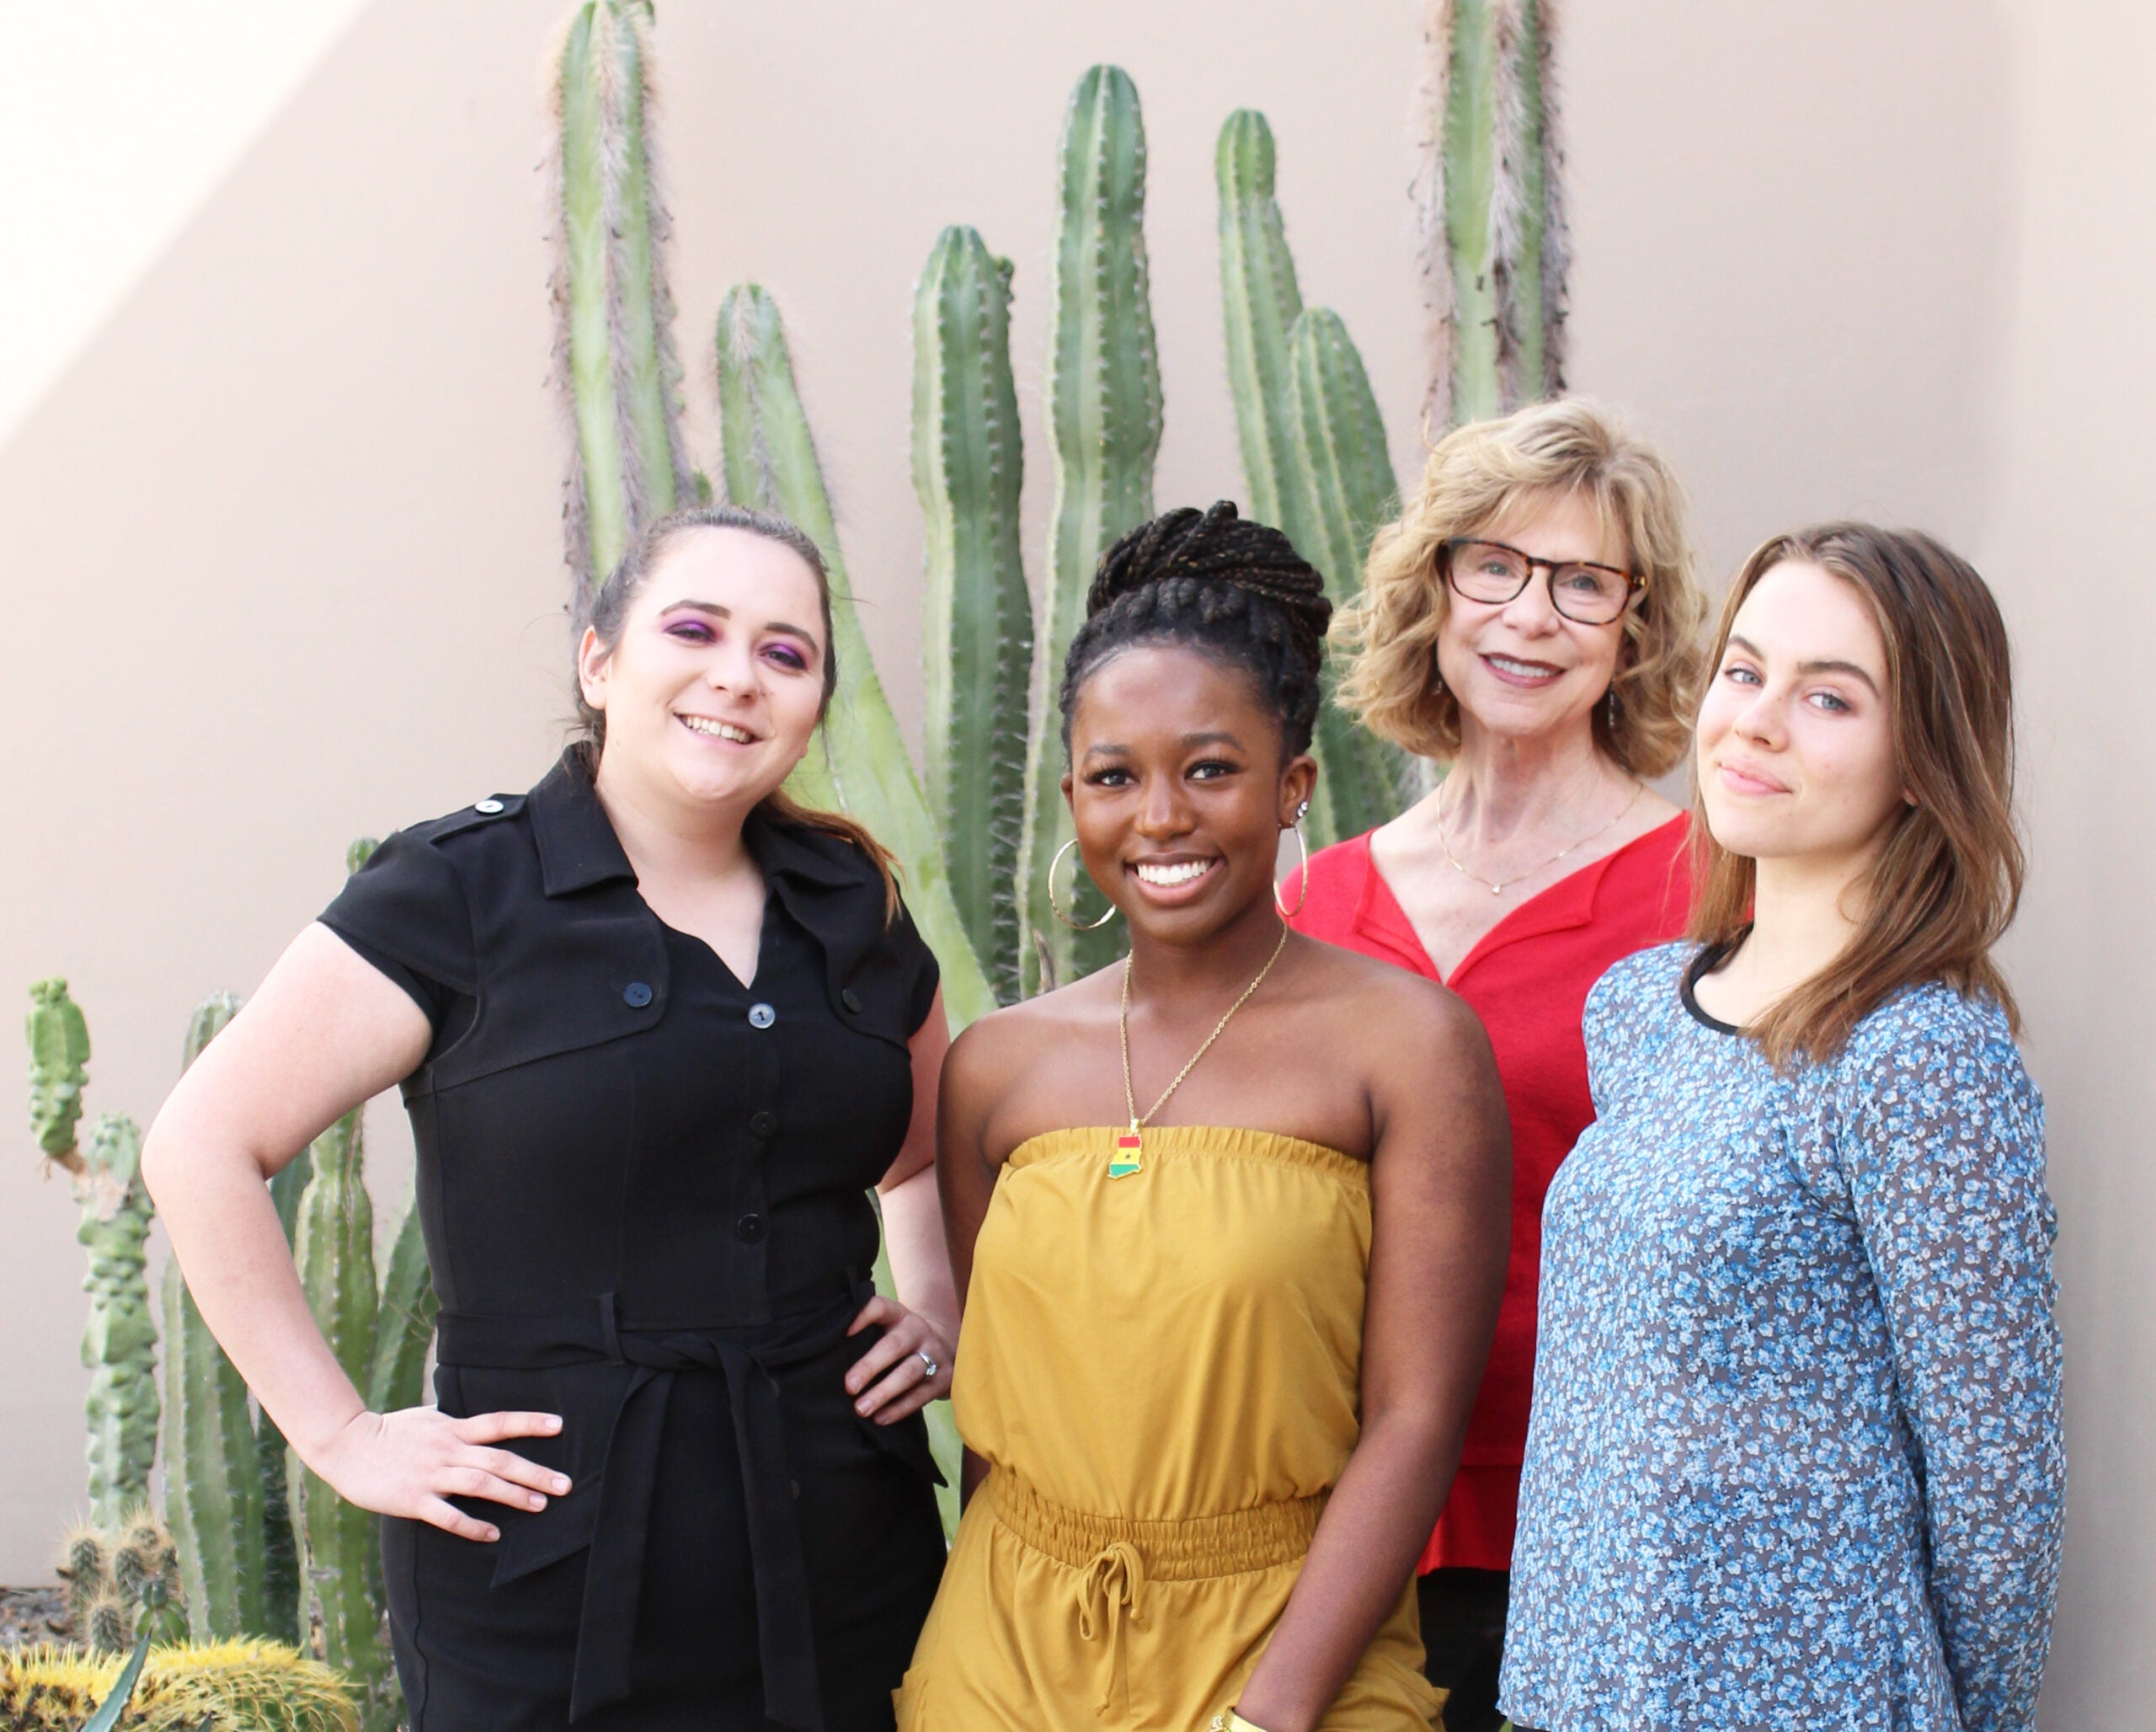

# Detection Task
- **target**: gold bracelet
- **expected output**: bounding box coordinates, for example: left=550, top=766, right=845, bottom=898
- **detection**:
left=1208, top=1713, right=1274, bottom=1732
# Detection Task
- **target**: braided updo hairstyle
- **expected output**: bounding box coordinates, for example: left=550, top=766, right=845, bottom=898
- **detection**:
left=1059, top=501, right=1332, bottom=759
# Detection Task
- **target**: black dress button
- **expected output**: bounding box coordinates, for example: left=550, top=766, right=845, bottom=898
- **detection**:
left=750, top=1109, right=778, bottom=1137
left=622, top=981, right=654, bottom=1008
left=841, top=987, right=862, bottom=1013
left=747, top=1002, right=776, bottom=1029
left=734, top=1212, right=766, bottom=1243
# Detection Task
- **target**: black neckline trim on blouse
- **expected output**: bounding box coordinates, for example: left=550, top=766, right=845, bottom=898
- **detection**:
left=1681, top=940, right=1746, bottom=1035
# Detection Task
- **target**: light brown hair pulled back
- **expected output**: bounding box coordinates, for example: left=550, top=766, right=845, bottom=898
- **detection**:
left=1690, top=522, right=2024, bottom=1066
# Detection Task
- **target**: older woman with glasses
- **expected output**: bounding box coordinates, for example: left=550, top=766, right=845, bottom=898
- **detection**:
left=1283, top=398, right=1707, bottom=1732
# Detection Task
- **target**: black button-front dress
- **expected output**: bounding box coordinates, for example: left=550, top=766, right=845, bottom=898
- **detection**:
left=319, top=749, right=947, bottom=1732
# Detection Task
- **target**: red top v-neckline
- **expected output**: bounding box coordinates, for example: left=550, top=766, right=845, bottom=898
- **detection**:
left=1364, top=815, right=1689, bottom=986
left=1285, top=812, right=1692, bottom=1572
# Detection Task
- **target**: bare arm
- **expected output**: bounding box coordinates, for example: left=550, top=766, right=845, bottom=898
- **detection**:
left=140, top=923, right=569, bottom=1542
left=934, top=1016, right=1008, bottom=1502
left=1235, top=988, right=1512, bottom=1732
left=846, top=989, right=958, bottom=1423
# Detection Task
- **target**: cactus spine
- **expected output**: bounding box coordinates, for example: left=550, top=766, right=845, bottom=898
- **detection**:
left=550, top=0, right=690, bottom=594
left=1017, top=65, right=1162, bottom=994
left=715, top=282, right=999, bottom=1032
left=1417, top=0, right=1570, bottom=428
left=1216, top=113, right=1410, bottom=844
left=913, top=227, right=1033, bottom=1004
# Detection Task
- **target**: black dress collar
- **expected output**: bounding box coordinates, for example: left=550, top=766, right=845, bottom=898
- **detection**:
left=526, top=747, right=874, bottom=908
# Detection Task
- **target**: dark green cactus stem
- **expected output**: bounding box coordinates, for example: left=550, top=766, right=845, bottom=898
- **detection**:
left=1508, top=0, right=1566, bottom=404
left=163, top=1257, right=268, bottom=1640
left=167, top=992, right=277, bottom=1641
left=552, top=0, right=689, bottom=592
left=1288, top=307, right=1412, bottom=839
left=367, top=1205, right=438, bottom=1414
left=913, top=226, right=1033, bottom=1004
left=716, top=281, right=998, bottom=1032
left=1439, top=0, right=1503, bottom=425
left=77, top=1114, right=158, bottom=1529
left=1018, top=64, right=1161, bottom=995
left=1420, top=0, right=1569, bottom=426
left=1215, top=111, right=1310, bottom=543
left=289, top=1107, right=393, bottom=1721
left=28, top=978, right=92, bottom=1173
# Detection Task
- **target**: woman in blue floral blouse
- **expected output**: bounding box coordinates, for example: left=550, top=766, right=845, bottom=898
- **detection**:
left=1502, top=523, right=2063, bottom=1732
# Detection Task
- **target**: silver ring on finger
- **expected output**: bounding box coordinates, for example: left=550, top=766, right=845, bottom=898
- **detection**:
left=917, top=1349, right=939, bottom=1380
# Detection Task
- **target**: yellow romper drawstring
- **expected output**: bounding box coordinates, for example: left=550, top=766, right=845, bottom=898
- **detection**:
left=1075, top=1540, right=1149, bottom=1715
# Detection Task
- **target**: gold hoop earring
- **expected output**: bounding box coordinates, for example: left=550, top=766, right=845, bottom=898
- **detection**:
left=1048, top=837, right=1118, bottom=931
left=1275, top=814, right=1310, bottom=919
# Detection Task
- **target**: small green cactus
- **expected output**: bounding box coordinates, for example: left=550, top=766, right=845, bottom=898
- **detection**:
left=58, top=1509, right=184, bottom=1655
left=1017, top=64, right=1161, bottom=995
left=28, top=978, right=92, bottom=1173
left=77, top=1114, right=159, bottom=1529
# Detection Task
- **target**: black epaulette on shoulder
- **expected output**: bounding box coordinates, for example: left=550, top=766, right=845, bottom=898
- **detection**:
left=404, top=794, right=528, bottom=847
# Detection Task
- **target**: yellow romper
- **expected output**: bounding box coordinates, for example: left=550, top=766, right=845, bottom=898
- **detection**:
left=895, top=1125, right=1441, bottom=1731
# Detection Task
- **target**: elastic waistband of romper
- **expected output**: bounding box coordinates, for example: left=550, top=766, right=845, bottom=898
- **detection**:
left=988, top=1472, right=1326, bottom=1580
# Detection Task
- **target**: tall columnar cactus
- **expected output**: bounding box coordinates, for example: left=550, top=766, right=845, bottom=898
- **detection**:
left=1285, top=308, right=1415, bottom=835
left=715, top=281, right=999, bottom=1032
left=1216, top=111, right=1309, bottom=544
left=913, top=226, right=1033, bottom=1004
left=549, top=0, right=691, bottom=595
left=164, top=991, right=278, bottom=1644
left=1416, top=0, right=1570, bottom=428
left=288, top=1106, right=394, bottom=1727
left=75, top=1113, right=159, bottom=1531
left=28, top=978, right=92, bottom=1173
left=164, top=1254, right=268, bottom=1643
left=1216, top=112, right=1412, bottom=843
left=1017, top=64, right=1162, bottom=995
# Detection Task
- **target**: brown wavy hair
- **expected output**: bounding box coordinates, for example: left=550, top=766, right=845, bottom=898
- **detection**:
left=1690, top=523, right=2023, bottom=1066
left=1334, top=398, right=1707, bottom=775
left=572, top=504, right=900, bottom=919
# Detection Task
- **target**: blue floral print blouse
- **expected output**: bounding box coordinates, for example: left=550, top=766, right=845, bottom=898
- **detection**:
left=1501, top=943, right=2063, bottom=1732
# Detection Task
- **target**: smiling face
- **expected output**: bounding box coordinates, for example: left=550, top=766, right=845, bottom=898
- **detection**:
left=1696, top=559, right=1908, bottom=870
left=1435, top=488, right=1630, bottom=748
left=1063, top=644, right=1315, bottom=946
left=577, top=526, right=828, bottom=816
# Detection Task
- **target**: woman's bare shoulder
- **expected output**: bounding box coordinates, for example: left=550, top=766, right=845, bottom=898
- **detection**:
left=1290, top=934, right=1489, bottom=1062
left=942, top=968, right=1119, bottom=1091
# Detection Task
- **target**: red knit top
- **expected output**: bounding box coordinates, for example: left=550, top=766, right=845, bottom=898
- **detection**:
left=1284, top=814, right=1692, bottom=1573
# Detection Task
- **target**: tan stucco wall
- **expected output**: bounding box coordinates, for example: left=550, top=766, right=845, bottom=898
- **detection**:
left=2, top=0, right=2145, bottom=1717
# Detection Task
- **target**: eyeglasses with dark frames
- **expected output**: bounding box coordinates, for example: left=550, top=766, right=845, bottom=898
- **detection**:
left=1439, top=537, right=1646, bottom=626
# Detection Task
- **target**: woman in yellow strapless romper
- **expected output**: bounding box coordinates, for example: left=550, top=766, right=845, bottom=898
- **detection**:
left=899, top=505, right=1510, bottom=1732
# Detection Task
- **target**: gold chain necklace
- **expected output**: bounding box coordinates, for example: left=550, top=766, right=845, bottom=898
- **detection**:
left=1113, top=921, right=1289, bottom=1178
left=1437, top=778, right=1645, bottom=897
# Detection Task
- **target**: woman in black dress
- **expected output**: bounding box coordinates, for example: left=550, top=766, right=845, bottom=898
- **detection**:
left=144, top=505, right=955, bottom=1731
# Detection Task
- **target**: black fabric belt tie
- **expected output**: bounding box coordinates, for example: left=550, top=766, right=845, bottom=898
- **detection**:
left=435, top=1283, right=871, bottom=1731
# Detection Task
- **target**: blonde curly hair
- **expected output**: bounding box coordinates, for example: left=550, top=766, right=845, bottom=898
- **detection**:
left=1334, top=398, right=1707, bottom=776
